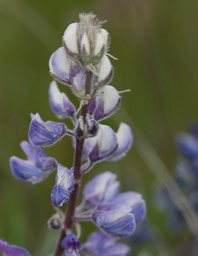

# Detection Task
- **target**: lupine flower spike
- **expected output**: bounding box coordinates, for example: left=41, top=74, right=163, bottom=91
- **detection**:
left=9, top=13, right=146, bottom=255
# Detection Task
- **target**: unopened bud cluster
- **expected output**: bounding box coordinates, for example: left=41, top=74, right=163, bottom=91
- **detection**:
left=6, top=13, right=146, bottom=256
left=49, top=13, right=113, bottom=101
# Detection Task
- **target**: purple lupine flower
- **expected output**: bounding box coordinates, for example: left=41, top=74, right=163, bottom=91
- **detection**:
left=89, top=85, right=121, bottom=121
left=88, top=124, right=118, bottom=162
left=82, top=172, right=146, bottom=237
left=28, top=113, right=67, bottom=146
left=49, top=47, right=73, bottom=85
left=83, top=171, right=120, bottom=206
left=81, top=123, right=132, bottom=164
left=92, top=209, right=136, bottom=237
left=111, top=191, right=146, bottom=225
left=0, top=239, right=31, bottom=256
left=51, top=165, right=74, bottom=207
left=84, top=231, right=130, bottom=256
left=109, top=123, right=133, bottom=161
left=10, top=141, right=57, bottom=183
left=176, top=133, right=198, bottom=159
left=49, top=80, right=76, bottom=120
left=61, top=234, right=81, bottom=256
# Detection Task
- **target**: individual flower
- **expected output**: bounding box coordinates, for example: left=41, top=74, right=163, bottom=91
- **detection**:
left=49, top=80, right=76, bottom=120
left=10, top=141, right=57, bottom=183
left=92, top=191, right=146, bottom=237
left=88, top=124, right=117, bottom=162
left=109, top=123, right=133, bottom=161
left=51, top=165, right=74, bottom=207
left=110, top=191, right=146, bottom=225
left=92, top=209, right=136, bottom=237
left=61, top=234, right=81, bottom=256
left=28, top=113, right=67, bottom=146
left=83, top=171, right=120, bottom=207
left=83, top=231, right=130, bottom=256
left=83, top=124, right=118, bottom=163
left=0, top=239, right=31, bottom=256
left=88, top=85, right=121, bottom=121
left=49, top=47, right=80, bottom=86
left=79, top=172, right=146, bottom=237
left=80, top=123, right=132, bottom=166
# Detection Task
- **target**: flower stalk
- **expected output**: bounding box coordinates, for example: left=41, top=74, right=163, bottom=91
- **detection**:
left=54, top=71, right=93, bottom=256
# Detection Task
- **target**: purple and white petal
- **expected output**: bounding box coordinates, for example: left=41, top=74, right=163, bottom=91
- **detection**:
left=91, top=85, right=121, bottom=121
left=56, top=165, right=74, bottom=190
left=20, top=141, right=57, bottom=172
left=71, top=71, right=87, bottom=99
left=130, top=199, right=146, bottom=225
left=63, top=23, right=79, bottom=58
left=94, top=29, right=109, bottom=56
left=0, top=239, right=31, bottom=256
left=83, top=171, right=119, bottom=206
left=41, top=157, right=58, bottom=172
left=24, top=141, right=57, bottom=172
left=97, top=55, right=113, bottom=86
left=89, top=124, right=118, bottom=162
left=103, top=180, right=120, bottom=203
left=109, top=123, right=133, bottom=161
left=93, top=210, right=136, bottom=237
left=112, top=191, right=146, bottom=225
left=51, top=184, right=71, bottom=207
left=49, top=47, right=71, bottom=85
left=20, top=141, right=47, bottom=164
left=10, top=157, right=46, bottom=183
left=28, top=113, right=67, bottom=146
left=49, top=81, right=76, bottom=119
left=112, top=191, right=143, bottom=207
left=10, top=141, right=57, bottom=183
left=72, top=135, right=97, bottom=161
left=81, top=136, right=98, bottom=160
left=51, top=165, right=74, bottom=207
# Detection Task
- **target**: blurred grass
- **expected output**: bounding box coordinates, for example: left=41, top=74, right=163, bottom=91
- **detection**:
left=0, top=0, right=198, bottom=255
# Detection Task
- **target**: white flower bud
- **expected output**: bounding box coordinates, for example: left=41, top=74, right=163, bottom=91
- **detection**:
left=94, top=29, right=109, bottom=56
left=63, top=13, right=110, bottom=69
left=63, top=23, right=78, bottom=57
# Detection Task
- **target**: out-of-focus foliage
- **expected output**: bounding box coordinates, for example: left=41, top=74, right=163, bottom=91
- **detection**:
left=0, top=0, right=198, bottom=255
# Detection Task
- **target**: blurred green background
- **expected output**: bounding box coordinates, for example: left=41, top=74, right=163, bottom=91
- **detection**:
left=0, top=0, right=198, bottom=255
